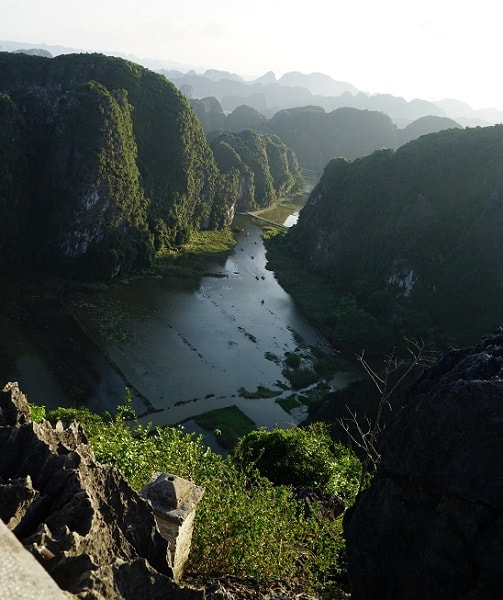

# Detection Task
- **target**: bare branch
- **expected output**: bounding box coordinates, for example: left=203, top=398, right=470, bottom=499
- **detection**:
left=344, top=338, right=434, bottom=494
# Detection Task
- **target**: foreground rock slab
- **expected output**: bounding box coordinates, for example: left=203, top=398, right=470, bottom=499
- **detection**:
left=0, top=519, right=68, bottom=600
left=344, top=332, right=503, bottom=599
left=0, top=382, right=202, bottom=599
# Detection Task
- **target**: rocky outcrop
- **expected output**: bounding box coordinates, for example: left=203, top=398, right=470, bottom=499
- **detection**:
left=344, top=331, right=503, bottom=599
left=279, top=124, right=503, bottom=352
left=0, top=382, right=202, bottom=599
left=210, top=130, right=303, bottom=211
left=0, top=52, right=234, bottom=277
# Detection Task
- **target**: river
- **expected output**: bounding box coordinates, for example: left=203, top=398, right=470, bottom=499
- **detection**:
left=2, top=206, right=356, bottom=446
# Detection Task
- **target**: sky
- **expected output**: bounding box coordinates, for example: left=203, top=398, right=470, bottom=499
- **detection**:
left=1, top=0, right=501, bottom=110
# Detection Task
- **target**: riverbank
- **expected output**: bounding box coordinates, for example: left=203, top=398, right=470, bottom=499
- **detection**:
left=0, top=219, right=357, bottom=453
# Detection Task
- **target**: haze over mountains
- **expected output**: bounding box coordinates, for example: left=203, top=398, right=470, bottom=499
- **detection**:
left=2, top=39, right=502, bottom=128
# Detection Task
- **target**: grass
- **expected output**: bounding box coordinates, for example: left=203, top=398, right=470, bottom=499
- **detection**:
left=276, top=395, right=302, bottom=413
left=254, top=197, right=306, bottom=227
left=238, top=386, right=283, bottom=399
left=194, top=405, right=256, bottom=449
left=148, top=228, right=236, bottom=282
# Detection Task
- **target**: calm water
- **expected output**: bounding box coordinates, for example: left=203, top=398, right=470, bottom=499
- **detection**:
left=3, top=208, right=356, bottom=435
left=71, top=215, right=341, bottom=429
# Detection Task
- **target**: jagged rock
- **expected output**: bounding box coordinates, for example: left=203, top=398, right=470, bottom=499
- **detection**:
left=0, top=383, right=203, bottom=599
left=0, top=381, right=31, bottom=425
left=344, top=333, right=503, bottom=599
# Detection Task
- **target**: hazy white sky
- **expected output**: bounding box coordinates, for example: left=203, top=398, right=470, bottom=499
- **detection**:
left=1, top=0, right=501, bottom=109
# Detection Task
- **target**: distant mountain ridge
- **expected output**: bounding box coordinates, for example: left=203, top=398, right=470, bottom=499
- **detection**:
left=166, top=69, right=502, bottom=126
left=2, top=39, right=501, bottom=125
left=190, top=97, right=462, bottom=172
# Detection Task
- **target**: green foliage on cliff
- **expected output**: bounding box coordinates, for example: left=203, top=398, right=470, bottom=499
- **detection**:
left=0, top=52, right=234, bottom=277
left=210, top=129, right=303, bottom=210
left=44, top=80, right=154, bottom=277
left=269, top=125, right=503, bottom=352
left=44, top=404, right=359, bottom=594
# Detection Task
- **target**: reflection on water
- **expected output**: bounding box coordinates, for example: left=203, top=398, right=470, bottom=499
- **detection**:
left=2, top=204, right=355, bottom=436
left=71, top=215, right=333, bottom=429
left=283, top=212, right=299, bottom=227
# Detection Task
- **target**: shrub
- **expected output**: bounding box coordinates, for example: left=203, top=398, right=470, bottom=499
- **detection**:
left=39, top=405, right=358, bottom=593
left=232, top=423, right=360, bottom=504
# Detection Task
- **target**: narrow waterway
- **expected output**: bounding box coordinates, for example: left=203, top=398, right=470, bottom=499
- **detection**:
left=70, top=214, right=347, bottom=431
left=1, top=204, right=357, bottom=441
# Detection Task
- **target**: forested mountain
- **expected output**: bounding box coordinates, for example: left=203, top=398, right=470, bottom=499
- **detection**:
left=166, top=69, right=446, bottom=122
left=210, top=130, right=303, bottom=211
left=190, top=97, right=462, bottom=173
left=189, top=96, right=227, bottom=132
left=0, top=52, right=235, bottom=278
left=265, top=106, right=398, bottom=171
left=0, top=93, right=28, bottom=271
left=272, top=125, right=503, bottom=352
left=397, top=115, right=462, bottom=145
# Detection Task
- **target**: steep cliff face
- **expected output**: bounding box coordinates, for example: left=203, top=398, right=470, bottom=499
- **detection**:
left=0, top=52, right=232, bottom=277
left=210, top=130, right=303, bottom=211
left=0, top=93, right=29, bottom=271
left=43, top=82, right=152, bottom=278
left=282, top=125, right=503, bottom=350
left=344, top=331, right=503, bottom=599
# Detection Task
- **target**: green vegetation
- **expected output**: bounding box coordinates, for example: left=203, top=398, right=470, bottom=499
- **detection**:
left=193, top=405, right=255, bottom=448
left=276, top=395, right=302, bottom=413
left=266, top=105, right=398, bottom=172
left=233, top=424, right=360, bottom=505
left=38, top=403, right=361, bottom=596
left=264, top=351, right=281, bottom=364
left=0, top=52, right=236, bottom=278
left=0, top=93, right=29, bottom=271
left=150, top=228, right=236, bottom=283
left=283, top=366, right=319, bottom=390
left=237, top=385, right=282, bottom=399
left=267, top=125, right=503, bottom=353
left=210, top=130, right=303, bottom=211
left=255, top=197, right=305, bottom=226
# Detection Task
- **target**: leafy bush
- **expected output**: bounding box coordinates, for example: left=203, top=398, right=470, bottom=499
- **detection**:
left=232, top=423, right=360, bottom=504
left=39, top=404, right=359, bottom=593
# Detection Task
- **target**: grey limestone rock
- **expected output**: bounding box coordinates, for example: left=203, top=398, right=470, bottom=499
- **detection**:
left=344, top=332, right=503, bottom=599
left=141, top=472, right=204, bottom=584
left=0, top=382, right=203, bottom=599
